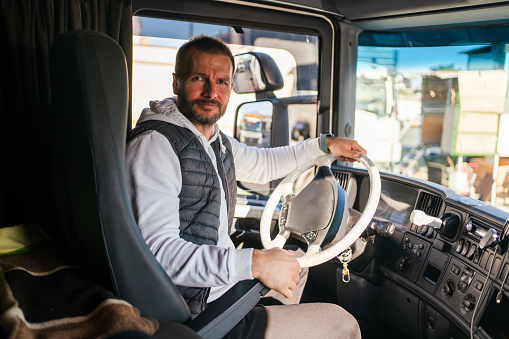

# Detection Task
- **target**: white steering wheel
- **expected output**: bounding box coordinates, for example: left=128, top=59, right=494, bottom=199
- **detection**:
left=260, top=153, right=381, bottom=268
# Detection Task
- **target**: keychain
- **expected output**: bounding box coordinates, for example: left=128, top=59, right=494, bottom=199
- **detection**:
left=339, top=247, right=352, bottom=283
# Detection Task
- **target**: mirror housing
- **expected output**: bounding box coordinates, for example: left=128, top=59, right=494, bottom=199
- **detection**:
left=233, top=52, right=289, bottom=196
left=233, top=52, right=284, bottom=95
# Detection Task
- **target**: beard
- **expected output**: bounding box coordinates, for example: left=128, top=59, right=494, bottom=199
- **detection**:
left=176, top=84, right=226, bottom=126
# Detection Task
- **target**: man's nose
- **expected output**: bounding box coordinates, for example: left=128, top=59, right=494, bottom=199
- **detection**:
left=202, top=81, right=218, bottom=98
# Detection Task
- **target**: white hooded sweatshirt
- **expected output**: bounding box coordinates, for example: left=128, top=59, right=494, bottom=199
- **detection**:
left=125, top=97, right=324, bottom=302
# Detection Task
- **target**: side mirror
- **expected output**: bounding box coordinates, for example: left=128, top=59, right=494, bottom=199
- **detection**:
left=233, top=52, right=284, bottom=96
left=233, top=53, right=288, bottom=196
left=235, top=101, right=274, bottom=148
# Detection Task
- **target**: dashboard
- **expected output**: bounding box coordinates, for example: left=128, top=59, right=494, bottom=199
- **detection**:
left=331, top=166, right=509, bottom=339
left=233, top=164, right=509, bottom=338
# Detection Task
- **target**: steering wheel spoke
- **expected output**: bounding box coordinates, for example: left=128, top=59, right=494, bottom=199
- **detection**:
left=280, top=182, right=295, bottom=198
left=271, top=229, right=291, bottom=248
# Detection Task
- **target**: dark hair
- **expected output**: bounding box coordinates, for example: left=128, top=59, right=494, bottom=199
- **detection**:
left=174, top=35, right=235, bottom=80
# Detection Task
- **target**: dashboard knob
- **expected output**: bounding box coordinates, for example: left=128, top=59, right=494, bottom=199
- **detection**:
left=462, top=294, right=476, bottom=312
left=442, top=279, right=455, bottom=298
left=465, top=219, right=475, bottom=232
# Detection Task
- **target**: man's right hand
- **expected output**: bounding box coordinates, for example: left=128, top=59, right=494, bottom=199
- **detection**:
left=251, top=248, right=302, bottom=298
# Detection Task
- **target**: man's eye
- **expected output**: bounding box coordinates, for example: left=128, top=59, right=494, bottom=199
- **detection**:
left=192, top=76, right=204, bottom=81
left=218, top=80, right=229, bottom=85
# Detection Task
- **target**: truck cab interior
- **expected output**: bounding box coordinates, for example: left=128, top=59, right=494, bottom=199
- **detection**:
left=2, top=0, right=509, bottom=338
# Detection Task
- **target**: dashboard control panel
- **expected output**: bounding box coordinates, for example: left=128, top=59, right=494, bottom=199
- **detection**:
left=435, top=257, right=484, bottom=322
left=393, top=233, right=431, bottom=281
left=333, top=167, right=509, bottom=338
left=402, top=235, right=427, bottom=259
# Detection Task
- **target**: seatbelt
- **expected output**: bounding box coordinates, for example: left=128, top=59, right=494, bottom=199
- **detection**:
left=212, top=141, right=230, bottom=211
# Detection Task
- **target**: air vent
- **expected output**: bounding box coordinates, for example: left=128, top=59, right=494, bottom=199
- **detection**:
left=416, top=192, right=442, bottom=217
left=333, top=171, right=350, bottom=190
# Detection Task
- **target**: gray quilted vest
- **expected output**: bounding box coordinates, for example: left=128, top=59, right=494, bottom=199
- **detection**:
left=127, top=120, right=237, bottom=317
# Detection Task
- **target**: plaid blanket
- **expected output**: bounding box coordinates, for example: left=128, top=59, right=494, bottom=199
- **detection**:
left=0, top=225, right=158, bottom=338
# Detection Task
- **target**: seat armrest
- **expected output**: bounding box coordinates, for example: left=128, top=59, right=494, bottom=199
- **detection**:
left=188, top=279, right=269, bottom=339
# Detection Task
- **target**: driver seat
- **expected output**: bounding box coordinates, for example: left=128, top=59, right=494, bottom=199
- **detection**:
left=49, top=29, right=266, bottom=338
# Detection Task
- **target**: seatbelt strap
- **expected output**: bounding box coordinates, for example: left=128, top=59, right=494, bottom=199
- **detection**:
left=212, top=141, right=230, bottom=211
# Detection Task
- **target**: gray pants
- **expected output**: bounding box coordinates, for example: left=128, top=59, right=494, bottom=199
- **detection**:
left=223, top=299, right=361, bottom=339
left=224, top=266, right=361, bottom=339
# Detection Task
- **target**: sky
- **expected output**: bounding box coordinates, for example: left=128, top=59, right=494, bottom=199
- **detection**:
left=397, top=45, right=474, bottom=74
left=359, top=45, right=489, bottom=74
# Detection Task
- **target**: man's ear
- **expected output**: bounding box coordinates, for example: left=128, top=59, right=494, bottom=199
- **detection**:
left=172, top=73, right=178, bottom=95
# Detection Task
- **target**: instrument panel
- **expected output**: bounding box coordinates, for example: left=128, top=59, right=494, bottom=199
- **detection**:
left=332, top=166, right=509, bottom=339
left=375, top=180, right=419, bottom=232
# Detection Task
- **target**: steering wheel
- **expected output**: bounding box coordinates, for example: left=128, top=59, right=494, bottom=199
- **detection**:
left=260, top=153, right=381, bottom=268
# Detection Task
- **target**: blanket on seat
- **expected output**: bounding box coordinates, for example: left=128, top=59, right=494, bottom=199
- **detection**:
left=0, top=224, right=158, bottom=338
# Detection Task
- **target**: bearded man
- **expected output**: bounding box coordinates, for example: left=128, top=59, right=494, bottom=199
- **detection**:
left=126, top=35, right=364, bottom=338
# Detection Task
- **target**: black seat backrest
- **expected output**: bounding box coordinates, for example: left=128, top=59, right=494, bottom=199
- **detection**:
left=49, top=30, right=190, bottom=322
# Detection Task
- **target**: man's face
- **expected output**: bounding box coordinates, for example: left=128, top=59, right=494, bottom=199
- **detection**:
left=173, top=49, right=234, bottom=127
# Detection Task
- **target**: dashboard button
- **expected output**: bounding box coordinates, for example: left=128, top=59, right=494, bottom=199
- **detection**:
left=398, top=257, right=411, bottom=272
left=474, top=280, right=483, bottom=291
left=485, top=254, right=495, bottom=270
left=494, top=257, right=502, bottom=273
left=460, top=271, right=474, bottom=287
left=480, top=252, right=489, bottom=268
left=426, top=227, right=434, bottom=238
left=466, top=244, right=477, bottom=260
left=419, top=243, right=425, bottom=250
left=464, top=267, right=474, bottom=277
left=458, top=281, right=468, bottom=292
left=461, top=241, right=471, bottom=256
left=456, top=239, right=464, bottom=253
left=473, top=250, right=480, bottom=264
left=451, top=265, right=460, bottom=275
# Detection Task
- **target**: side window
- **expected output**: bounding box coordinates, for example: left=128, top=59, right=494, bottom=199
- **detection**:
left=355, top=29, right=509, bottom=209
left=132, top=16, right=319, bottom=141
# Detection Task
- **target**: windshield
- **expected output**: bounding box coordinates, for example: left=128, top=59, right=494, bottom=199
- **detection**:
left=355, top=27, right=509, bottom=212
